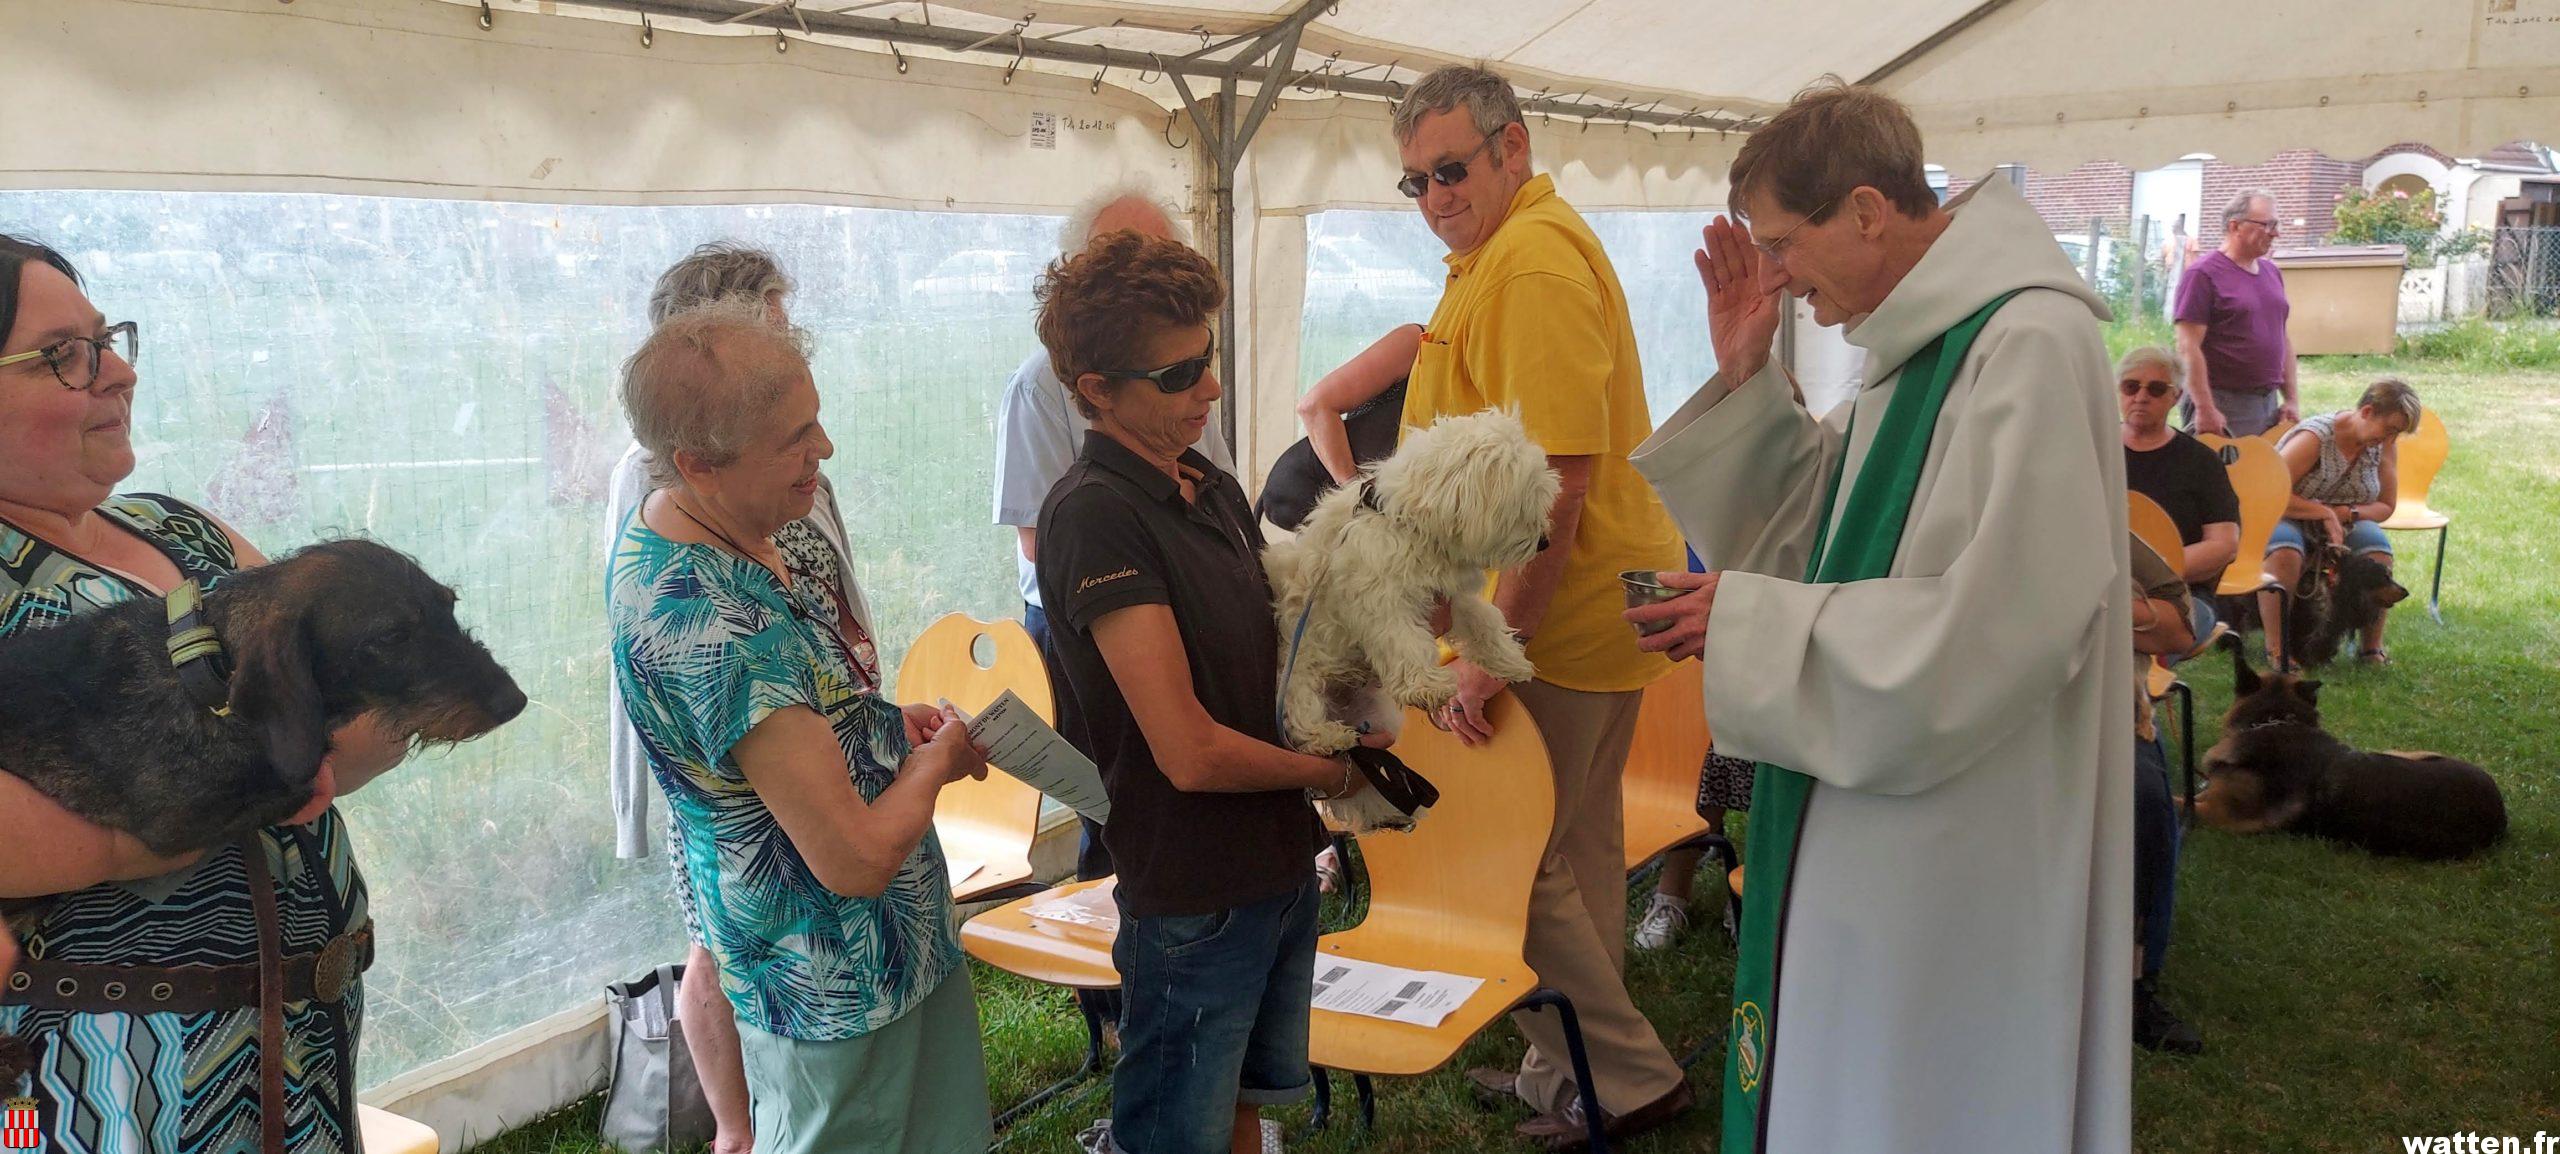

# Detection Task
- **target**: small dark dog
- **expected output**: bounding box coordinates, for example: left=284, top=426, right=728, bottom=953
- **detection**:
left=2297, top=550, right=2408, bottom=667
left=0, top=537, right=526, bottom=857
left=1, top=539, right=525, bottom=1083
left=2185, top=638, right=2505, bottom=860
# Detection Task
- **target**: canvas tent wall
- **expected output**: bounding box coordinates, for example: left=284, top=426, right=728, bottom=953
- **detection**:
left=4, top=0, right=2555, bottom=1147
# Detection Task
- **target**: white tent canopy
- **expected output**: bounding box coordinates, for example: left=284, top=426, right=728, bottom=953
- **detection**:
left=4, top=0, right=2555, bottom=1146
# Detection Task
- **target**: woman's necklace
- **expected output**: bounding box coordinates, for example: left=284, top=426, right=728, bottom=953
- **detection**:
left=665, top=495, right=778, bottom=577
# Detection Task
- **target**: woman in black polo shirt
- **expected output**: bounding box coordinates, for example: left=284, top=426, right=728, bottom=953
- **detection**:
left=1032, top=232, right=1392, bottom=1154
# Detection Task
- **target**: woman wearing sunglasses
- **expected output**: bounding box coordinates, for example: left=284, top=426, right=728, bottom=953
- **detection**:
left=2118, top=345, right=2241, bottom=634
left=1030, top=231, right=1404, bottom=1154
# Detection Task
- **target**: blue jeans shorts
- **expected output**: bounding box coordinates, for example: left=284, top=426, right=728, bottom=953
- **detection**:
left=2267, top=517, right=2392, bottom=560
left=1108, top=878, right=1319, bottom=1154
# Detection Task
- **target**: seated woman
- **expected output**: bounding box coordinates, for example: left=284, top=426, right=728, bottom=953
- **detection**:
left=606, top=305, right=992, bottom=1154
left=2258, top=377, right=2420, bottom=666
left=0, top=233, right=411, bottom=1152
left=1030, top=232, right=1400, bottom=1154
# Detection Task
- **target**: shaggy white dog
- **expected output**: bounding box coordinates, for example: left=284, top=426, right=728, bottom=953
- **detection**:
left=1264, top=408, right=1558, bottom=828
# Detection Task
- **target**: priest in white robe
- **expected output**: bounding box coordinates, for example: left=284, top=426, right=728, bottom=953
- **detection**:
left=1622, top=82, right=2133, bottom=1154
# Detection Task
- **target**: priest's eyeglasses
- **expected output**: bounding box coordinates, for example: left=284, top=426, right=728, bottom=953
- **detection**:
left=0, top=321, right=138, bottom=394
left=1752, top=196, right=1839, bottom=262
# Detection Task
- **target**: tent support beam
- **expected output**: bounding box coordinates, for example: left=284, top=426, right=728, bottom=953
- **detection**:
left=1857, top=0, right=2018, bottom=88
left=564, top=0, right=1751, bottom=133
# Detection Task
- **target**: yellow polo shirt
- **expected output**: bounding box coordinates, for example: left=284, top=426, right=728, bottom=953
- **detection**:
left=1402, top=175, right=1681, bottom=694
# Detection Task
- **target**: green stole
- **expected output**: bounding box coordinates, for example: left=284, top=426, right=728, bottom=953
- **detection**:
left=1722, top=290, right=2022, bottom=1151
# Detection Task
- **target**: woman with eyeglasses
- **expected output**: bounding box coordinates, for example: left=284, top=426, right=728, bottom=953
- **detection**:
left=0, top=233, right=413, bottom=1153
left=2261, top=376, right=2421, bottom=667
left=1030, top=232, right=1405, bottom=1154
left=2117, top=345, right=2241, bottom=631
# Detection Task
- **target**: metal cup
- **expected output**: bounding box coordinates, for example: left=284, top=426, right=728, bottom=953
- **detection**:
left=1620, top=569, right=1682, bottom=635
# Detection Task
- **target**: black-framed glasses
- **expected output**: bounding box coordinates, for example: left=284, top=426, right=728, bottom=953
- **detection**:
left=0, top=321, right=138, bottom=393
left=1397, top=136, right=1499, bottom=199
left=1097, top=337, right=1216, bottom=394
left=2120, top=378, right=2175, bottom=399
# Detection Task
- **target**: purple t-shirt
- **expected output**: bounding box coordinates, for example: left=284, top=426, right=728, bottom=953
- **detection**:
left=2174, top=250, right=2291, bottom=393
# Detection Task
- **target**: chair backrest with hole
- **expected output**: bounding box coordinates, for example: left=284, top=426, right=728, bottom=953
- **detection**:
left=894, top=614, right=1051, bottom=873
left=2391, top=406, right=2449, bottom=517
left=2128, top=491, right=2186, bottom=577
left=1350, top=694, right=1554, bottom=976
left=1622, top=659, right=1711, bottom=871
left=2196, top=433, right=2288, bottom=595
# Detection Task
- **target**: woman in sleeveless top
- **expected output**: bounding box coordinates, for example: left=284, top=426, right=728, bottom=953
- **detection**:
left=1, top=235, right=413, bottom=1153
left=2259, top=376, right=2422, bottom=667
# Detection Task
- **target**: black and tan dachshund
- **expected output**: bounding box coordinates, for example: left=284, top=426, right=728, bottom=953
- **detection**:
left=2185, top=638, right=2504, bottom=860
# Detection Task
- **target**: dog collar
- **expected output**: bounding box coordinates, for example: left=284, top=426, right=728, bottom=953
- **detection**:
left=1356, top=475, right=1384, bottom=513
left=166, top=580, right=235, bottom=718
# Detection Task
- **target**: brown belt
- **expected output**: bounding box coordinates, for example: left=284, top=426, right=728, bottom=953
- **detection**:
left=0, top=920, right=371, bottom=1015
left=2, top=837, right=369, bottom=1153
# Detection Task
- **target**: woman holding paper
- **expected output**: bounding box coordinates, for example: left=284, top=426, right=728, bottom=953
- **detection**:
left=606, top=304, right=994, bottom=1153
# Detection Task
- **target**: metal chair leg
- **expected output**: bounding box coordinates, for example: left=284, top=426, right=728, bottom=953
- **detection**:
left=2428, top=524, right=2448, bottom=624
left=2171, top=680, right=2198, bottom=827
left=992, top=992, right=1107, bottom=1130
left=1355, top=1072, right=1377, bottom=1134
left=1520, top=989, right=1610, bottom=1154
left=1308, top=1066, right=1332, bottom=1132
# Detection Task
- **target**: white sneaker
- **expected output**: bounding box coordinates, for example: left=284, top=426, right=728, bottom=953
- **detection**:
left=1075, top=1119, right=1117, bottom=1154
left=1262, top=1117, right=1285, bottom=1154
left=1632, top=893, right=1689, bottom=951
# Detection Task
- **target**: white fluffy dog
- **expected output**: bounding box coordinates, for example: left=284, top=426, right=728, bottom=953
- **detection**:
left=1264, top=408, right=1559, bottom=828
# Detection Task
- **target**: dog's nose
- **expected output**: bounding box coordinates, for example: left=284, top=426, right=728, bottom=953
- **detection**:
left=485, top=682, right=529, bottom=725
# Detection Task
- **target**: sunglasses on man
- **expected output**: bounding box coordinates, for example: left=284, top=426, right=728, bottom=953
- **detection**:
left=2119, top=378, right=2175, bottom=399
left=1095, top=337, right=1216, bottom=394
left=1397, top=136, right=1499, bottom=199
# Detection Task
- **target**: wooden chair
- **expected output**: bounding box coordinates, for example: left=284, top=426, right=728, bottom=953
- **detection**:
left=1307, top=695, right=1611, bottom=1152
left=2381, top=407, right=2453, bottom=623
left=893, top=613, right=1051, bottom=905
left=1618, top=659, right=1737, bottom=942
left=2261, top=417, right=2299, bottom=445
left=958, top=875, right=1120, bottom=1127
left=2197, top=433, right=2298, bottom=668
left=356, top=1105, right=438, bottom=1154
left=2130, top=493, right=2206, bottom=819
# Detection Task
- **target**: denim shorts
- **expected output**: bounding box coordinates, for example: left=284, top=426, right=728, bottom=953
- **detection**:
left=1108, top=878, right=1319, bottom=1154
left=2266, top=517, right=2392, bottom=559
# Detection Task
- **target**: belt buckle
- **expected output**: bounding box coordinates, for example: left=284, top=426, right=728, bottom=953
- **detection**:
left=312, top=933, right=360, bottom=1003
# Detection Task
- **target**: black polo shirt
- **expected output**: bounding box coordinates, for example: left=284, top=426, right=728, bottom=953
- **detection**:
left=2125, top=430, right=2241, bottom=597
left=1036, top=431, right=1321, bottom=918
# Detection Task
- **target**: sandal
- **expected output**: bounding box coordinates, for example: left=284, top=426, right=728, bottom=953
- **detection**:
left=2358, top=648, right=2392, bottom=666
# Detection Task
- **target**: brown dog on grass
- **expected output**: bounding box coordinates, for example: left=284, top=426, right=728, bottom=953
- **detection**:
left=2185, top=637, right=2505, bottom=860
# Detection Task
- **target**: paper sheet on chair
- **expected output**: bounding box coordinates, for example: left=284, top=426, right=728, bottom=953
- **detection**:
left=1023, top=878, right=1120, bottom=933
left=1308, top=956, right=1483, bottom=1028
left=952, top=689, right=1111, bottom=825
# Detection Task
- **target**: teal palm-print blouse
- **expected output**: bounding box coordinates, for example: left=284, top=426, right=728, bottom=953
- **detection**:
left=606, top=510, right=959, bottom=1041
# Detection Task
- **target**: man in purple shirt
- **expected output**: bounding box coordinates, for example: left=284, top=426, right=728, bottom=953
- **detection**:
left=2173, top=189, right=2298, bottom=437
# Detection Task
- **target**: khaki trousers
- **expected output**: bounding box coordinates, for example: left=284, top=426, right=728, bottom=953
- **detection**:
left=1507, top=678, right=1687, bottom=1118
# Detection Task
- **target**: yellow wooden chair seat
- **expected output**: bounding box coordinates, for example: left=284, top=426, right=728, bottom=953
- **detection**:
left=357, top=1105, right=438, bottom=1154
left=2379, top=500, right=2449, bottom=532
left=894, top=613, right=1052, bottom=904
left=959, top=877, right=1121, bottom=990
left=2145, top=659, right=2177, bottom=701
left=1621, top=659, right=1712, bottom=873
left=1727, top=865, right=1745, bottom=898
left=2378, top=407, right=2455, bottom=620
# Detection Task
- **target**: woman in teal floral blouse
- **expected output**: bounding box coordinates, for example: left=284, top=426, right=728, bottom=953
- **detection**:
left=606, top=304, right=993, bottom=1153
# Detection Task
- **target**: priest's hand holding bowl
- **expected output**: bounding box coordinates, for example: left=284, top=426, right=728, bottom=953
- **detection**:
left=1623, top=570, right=1722, bottom=662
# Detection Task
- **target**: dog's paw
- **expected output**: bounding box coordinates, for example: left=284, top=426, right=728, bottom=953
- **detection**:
left=1390, top=666, right=1461, bottom=711
left=1291, top=719, right=1364, bottom=757
left=1469, top=639, right=1537, bottom=684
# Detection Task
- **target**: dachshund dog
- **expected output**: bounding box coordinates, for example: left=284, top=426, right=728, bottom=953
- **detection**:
left=0, top=539, right=525, bottom=1083
left=1263, top=408, right=1557, bottom=832
left=2297, top=550, right=2408, bottom=667
left=2185, top=638, right=2504, bottom=860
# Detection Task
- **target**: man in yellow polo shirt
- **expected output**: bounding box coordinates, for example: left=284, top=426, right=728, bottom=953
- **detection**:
left=1391, top=64, right=1690, bottom=1150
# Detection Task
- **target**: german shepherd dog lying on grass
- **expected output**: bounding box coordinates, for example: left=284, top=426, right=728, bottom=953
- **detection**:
left=2186, top=637, right=2504, bottom=860
left=0, top=539, right=525, bottom=1082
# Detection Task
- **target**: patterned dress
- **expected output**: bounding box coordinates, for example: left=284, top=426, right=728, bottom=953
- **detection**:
left=606, top=510, right=958, bottom=1042
left=0, top=495, right=368, bottom=1154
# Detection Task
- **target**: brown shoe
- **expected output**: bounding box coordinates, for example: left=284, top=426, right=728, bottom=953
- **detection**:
left=1464, top=1067, right=1521, bottom=1112
left=1514, top=1079, right=1696, bottom=1152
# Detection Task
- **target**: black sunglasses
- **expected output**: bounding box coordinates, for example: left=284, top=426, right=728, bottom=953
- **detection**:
left=1397, top=137, right=1499, bottom=199
left=1096, top=337, right=1216, bottom=394
left=2119, top=379, right=2175, bottom=399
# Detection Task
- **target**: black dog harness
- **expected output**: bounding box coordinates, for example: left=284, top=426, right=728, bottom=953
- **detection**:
left=165, top=579, right=234, bottom=717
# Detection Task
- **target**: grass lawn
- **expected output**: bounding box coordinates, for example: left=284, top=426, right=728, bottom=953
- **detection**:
left=472, top=356, right=2558, bottom=1153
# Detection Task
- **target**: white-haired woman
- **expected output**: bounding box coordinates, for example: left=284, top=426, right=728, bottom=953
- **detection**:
left=606, top=307, right=991, bottom=1153
left=602, top=242, right=875, bottom=1154
left=2118, top=344, right=2240, bottom=639
left=2262, top=377, right=2420, bottom=666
